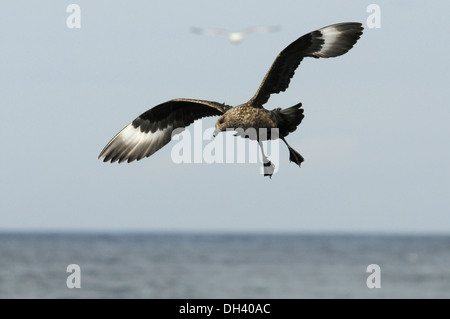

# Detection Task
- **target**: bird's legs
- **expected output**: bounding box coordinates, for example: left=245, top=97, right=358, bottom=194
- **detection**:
left=281, top=137, right=304, bottom=167
left=258, top=141, right=275, bottom=178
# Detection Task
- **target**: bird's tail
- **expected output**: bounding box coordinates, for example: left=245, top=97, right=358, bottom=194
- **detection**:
left=278, top=102, right=304, bottom=136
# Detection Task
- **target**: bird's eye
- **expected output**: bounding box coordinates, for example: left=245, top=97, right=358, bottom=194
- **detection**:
left=219, top=118, right=224, bottom=124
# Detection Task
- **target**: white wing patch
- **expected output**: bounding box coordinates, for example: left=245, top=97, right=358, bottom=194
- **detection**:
left=313, top=25, right=341, bottom=58
left=98, top=123, right=174, bottom=163
left=312, top=24, right=360, bottom=58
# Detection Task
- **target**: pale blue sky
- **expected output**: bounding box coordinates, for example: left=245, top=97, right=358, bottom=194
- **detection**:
left=1, top=1, right=449, bottom=233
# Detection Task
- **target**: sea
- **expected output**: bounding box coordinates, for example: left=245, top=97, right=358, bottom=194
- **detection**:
left=0, top=232, right=449, bottom=299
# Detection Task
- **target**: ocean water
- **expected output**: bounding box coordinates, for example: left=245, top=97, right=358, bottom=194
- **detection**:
left=0, top=233, right=449, bottom=299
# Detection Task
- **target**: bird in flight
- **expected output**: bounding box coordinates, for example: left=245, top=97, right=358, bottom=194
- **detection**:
left=190, top=25, right=281, bottom=44
left=99, top=22, right=364, bottom=177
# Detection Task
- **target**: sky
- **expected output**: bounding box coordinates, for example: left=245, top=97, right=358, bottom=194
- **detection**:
left=0, top=1, right=449, bottom=234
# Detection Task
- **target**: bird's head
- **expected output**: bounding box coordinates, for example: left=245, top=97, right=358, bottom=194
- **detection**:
left=213, top=114, right=228, bottom=137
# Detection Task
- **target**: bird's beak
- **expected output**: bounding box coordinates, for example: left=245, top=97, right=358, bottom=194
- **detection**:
left=213, top=128, right=221, bottom=138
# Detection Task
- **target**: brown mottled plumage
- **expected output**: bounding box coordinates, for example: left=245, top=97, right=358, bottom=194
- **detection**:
left=215, top=106, right=277, bottom=133
left=99, top=22, right=364, bottom=177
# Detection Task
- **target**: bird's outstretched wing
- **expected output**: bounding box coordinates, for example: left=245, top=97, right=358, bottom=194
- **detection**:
left=98, top=98, right=231, bottom=163
left=190, top=27, right=231, bottom=37
left=249, top=22, right=364, bottom=108
left=241, top=25, right=281, bottom=35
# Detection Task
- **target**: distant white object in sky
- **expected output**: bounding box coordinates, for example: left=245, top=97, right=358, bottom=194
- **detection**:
left=190, top=25, right=282, bottom=44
